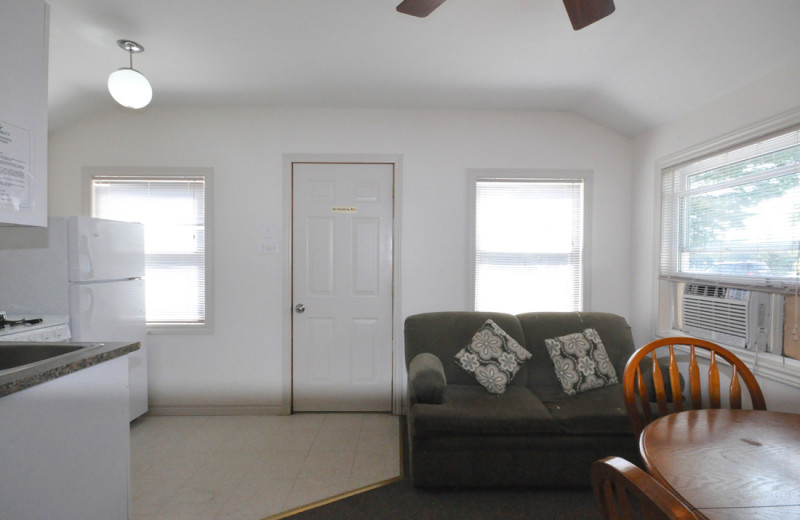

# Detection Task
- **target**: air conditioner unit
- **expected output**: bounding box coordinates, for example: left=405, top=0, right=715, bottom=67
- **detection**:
left=681, top=284, right=771, bottom=351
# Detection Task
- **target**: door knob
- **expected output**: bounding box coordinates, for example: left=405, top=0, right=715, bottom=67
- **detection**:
left=295, top=304, right=305, bottom=314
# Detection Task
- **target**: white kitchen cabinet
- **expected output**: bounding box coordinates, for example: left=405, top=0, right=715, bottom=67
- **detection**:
left=0, top=0, right=49, bottom=226
left=0, top=357, right=130, bottom=520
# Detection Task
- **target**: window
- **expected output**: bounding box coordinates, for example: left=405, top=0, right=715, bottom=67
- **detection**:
left=658, top=122, right=800, bottom=366
left=88, top=168, right=212, bottom=332
left=470, top=170, right=590, bottom=314
left=660, top=127, right=800, bottom=290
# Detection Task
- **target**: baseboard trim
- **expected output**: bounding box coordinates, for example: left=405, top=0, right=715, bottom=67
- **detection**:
left=146, top=404, right=286, bottom=416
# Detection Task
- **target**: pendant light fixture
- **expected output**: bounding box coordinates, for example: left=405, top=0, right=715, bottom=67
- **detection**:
left=108, top=39, right=152, bottom=109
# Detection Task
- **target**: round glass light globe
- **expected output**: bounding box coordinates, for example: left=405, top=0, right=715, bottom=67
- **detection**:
left=107, top=68, right=152, bottom=109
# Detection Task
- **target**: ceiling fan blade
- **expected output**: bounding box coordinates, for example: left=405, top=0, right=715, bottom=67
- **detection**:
left=562, top=0, right=615, bottom=30
left=396, top=0, right=447, bottom=18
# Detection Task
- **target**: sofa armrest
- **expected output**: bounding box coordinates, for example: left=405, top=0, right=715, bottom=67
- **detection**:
left=409, top=353, right=447, bottom=404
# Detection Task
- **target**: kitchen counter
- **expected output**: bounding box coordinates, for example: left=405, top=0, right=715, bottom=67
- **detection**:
left=0, top=340, right=140, bottom=398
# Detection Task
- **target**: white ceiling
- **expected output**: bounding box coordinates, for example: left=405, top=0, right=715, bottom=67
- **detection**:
left=46, top=0, right=800, bottom=136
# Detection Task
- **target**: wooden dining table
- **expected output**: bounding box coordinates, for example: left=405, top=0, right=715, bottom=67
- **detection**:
left=639, top=408, right=800, bottom=519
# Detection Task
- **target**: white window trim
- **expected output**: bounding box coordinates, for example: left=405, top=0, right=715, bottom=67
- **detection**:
left=652, top=107, right=800, bottom=388
left=83, top=167, right=214, bottom=334
left=467, top=168, right=593, bottom=312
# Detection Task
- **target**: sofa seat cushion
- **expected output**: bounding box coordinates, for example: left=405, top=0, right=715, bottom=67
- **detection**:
left=536, top=384, right=632, bottom=435
left=409, top=385, right=561, bottom=438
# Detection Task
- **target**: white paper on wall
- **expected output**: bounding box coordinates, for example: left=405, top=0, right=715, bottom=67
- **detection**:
left=0, top=119, right=31, bottom=210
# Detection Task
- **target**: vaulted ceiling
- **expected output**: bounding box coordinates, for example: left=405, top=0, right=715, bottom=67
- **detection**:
left=46, top=0, right=800, bottom=136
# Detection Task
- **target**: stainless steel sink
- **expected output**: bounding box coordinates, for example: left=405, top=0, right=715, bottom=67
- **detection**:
left=0, top=344, right=86, bottom=371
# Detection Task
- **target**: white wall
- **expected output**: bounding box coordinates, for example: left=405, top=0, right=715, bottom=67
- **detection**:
left=631, top=59, right=800, bottom=412
left=48, top=107, right=633, bottom=411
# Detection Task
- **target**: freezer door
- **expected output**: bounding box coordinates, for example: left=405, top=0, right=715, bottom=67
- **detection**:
left=70, top=278, right=148, bottom=420
left=68, top=216, right=145, bottom=282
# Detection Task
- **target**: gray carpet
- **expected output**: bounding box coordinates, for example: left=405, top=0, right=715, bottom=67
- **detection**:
left=283, top=418, right=601, bottom=520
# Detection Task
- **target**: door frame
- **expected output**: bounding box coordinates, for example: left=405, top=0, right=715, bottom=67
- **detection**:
left=282, top=154, right=403, bottom=415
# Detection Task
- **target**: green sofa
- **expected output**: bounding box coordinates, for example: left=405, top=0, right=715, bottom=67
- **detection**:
left=404, top=311, right=640, bottom=488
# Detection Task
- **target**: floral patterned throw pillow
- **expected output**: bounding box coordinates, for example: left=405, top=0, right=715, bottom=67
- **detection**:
left=454, top=319, right=532, bottom=395
left=544, top=328, right=618, bottom=395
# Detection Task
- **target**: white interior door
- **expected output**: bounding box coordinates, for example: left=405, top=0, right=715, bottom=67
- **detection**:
left=292, top=162, right=394, bottom=412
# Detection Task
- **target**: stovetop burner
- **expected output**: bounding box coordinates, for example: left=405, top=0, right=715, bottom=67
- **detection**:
left=0, top=314, right=44, bottom=330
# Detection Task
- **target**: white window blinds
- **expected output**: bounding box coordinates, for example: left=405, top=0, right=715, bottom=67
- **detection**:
left=660, top=126, right=800, bottom=290
left=91, top=175, right=208, bottom=325
left=474, top=179, right=585, bottom=313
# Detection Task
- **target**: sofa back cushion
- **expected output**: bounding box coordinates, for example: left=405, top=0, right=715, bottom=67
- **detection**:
left=404, top=312, right=527, bottom=387
left=516, top=312, right=635, bottom=393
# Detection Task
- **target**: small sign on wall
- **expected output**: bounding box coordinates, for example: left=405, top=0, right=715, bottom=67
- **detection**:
left=0, top=120, right=31, bottom=210
left=332, top=207, right=357, bottom=213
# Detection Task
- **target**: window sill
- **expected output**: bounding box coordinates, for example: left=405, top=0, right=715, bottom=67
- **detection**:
left=147, top=323, right=212, bottom=335
left=655, top=332, right=800, bottom=390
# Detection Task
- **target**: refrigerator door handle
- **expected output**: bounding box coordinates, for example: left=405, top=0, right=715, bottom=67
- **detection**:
left=82, top=286, right=94, bottom=319
left=79, top=233, right=95, bottom=279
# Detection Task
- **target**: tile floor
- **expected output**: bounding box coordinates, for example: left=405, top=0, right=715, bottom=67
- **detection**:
left=129, top=413, right=401, bottom=520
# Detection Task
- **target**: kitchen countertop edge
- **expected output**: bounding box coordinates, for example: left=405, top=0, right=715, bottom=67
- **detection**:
left=0, top=341, right=140, bottom=398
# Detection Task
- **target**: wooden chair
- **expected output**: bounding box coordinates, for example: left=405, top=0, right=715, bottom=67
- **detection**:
left=623, top=337, right=766, bottom=436
left=591, top=456, right=700, bottom=520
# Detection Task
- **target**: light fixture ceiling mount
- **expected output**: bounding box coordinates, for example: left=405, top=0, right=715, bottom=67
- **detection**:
left=117, top=39, right=144, bottom=54
left=107, top=39, right=152, bottom=109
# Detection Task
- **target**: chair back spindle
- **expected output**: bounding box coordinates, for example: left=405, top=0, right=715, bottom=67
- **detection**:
left=688, top=347, right=701, bottom=409
left=635, top=365, right=651, bottom=425
left=708, top=351, right=721, bottom=408
left=668, top=346, right=682, bottom=413
left=652, top=353, right=668, bottom=417
left=730, top=365, right=742, bottom=409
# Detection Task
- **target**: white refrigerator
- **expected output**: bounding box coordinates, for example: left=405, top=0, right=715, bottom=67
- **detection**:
left=0, top=216, right=148, bottom=420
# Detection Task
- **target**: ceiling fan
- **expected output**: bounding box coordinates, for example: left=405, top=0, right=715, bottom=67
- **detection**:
left=396, top=0, right=616, bottom=30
